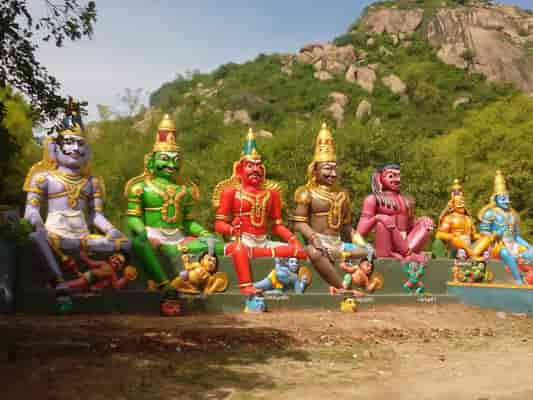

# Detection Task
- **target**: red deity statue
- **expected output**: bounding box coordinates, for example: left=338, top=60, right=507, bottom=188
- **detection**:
left=356, top=164, right=434, bottom=263
left=212, top=129, right=306, bottom=295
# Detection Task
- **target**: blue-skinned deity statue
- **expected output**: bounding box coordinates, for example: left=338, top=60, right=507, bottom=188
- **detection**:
left=478, top=171, right=533, bottom=284
left=253, top=257, right=312, bottom=295
left=23, top=99, right=130, bottom=294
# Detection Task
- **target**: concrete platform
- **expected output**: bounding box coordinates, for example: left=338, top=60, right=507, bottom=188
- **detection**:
left=11, top=246, right=513, bottom=314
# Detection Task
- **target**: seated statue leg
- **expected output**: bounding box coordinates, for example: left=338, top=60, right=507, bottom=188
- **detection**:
left=406, top=217, right=434, bottom=254
left=28, top=231, right=64, bottom=285
left=520, top=248, right=533, bottom=264
left=251, top=246, right=307, bottom=259
left=469, top=236, right=493, bottom=259
left=179, top=237, right=225, bottom=256
left=499, top=248, right=523, bottom=284
left=253, top=276, right=274, bottom=291
left=85, top=235, right=131, bottom=254
left=132, top=235, right=169, bottom=287
left=306, top=245, right=343, bottom=289
left=225, top=242, right=257, bottom=295
left=374, top=222, right=394, bottom=257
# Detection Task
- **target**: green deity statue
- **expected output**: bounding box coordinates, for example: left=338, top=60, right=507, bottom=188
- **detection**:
left=124, top=114, right=223, bottom=315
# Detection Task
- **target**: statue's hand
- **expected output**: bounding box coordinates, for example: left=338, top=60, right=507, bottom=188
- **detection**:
left=288, top=235, right=303, bottom=250
left=124, top=266, right=138, bottom=281
left=231, top=219, right=242, bottom=237
left=376, top=214, right=395, bottom=230
left=493, top=226, right=506, bottom=239
left=35, top=223, right=47, bottom=235
left=107, top=228, right=124, bottom=239
left=148, top=237, right=161, bottom=249
left=309, top=235, right=323, bottom=252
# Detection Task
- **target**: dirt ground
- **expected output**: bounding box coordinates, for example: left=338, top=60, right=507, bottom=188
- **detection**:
left=1, top=304, right=533, bottom=400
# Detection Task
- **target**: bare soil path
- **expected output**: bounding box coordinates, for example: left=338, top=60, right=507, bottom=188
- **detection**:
left=1, top=304, right=532, bottom=400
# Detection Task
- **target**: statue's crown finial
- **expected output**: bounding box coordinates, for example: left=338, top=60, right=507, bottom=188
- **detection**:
left=153, top=114, right=179, bottom=152
left=241, top=127, right=261, bottom=161
left=59, top=97, right=87, bottom=138
left=313, top=122, right=336, bottom=163
left=157, top=113, right=176, bottom=132
left=493, top=170, right=508, bottom=197
left=450, top=178, right=463, bottom=196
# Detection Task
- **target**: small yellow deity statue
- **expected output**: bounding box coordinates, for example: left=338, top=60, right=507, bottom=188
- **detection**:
left=170, top=254, right=229, bottom=294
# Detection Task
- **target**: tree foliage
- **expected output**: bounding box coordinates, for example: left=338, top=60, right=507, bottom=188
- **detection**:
left=0, top=1, right=97, bottom=206
left=0, top=0, right=97, bottom=122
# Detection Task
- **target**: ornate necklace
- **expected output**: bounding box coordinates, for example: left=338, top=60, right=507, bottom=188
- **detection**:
left=311, top=185, right=347, bottom=230
left=51, top=171, right=89, bottom=208
left=239, top=189, right=271, bottom=228
left=146, top=178, right=186, bottom=224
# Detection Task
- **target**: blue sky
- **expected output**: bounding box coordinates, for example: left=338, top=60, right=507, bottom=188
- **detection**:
left=34, top=0, right=532, bottom=121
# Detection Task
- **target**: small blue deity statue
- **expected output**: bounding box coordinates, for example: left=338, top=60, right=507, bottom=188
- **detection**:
left=253, top=257, right=312, bottom=295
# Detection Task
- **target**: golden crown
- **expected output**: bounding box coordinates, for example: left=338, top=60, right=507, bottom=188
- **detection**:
left=492, top=170, right=508, bottom=197
left=153, top=114, right=179, bottom=153
left=313, top=122, right=336, bottom=163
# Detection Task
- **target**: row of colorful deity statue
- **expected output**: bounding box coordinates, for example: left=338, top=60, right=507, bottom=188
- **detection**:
left=21, top=101, right=533, bottom=314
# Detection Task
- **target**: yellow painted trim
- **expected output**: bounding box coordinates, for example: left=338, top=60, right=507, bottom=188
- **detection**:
left=447, top=281, right=533, bottom=290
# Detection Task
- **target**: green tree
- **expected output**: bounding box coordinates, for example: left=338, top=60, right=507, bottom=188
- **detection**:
left=0, top=1, right=97, bottom=205
left=0, top=1, right=97, bottom=122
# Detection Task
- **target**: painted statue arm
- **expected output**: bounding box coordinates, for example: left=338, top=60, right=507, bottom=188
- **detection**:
left=214, top=187, right=235, bottom=236
left=341, top=191, right=355, bottom=240
left=88, top=176, right=119, bottom=236
left=511, top=214, right=532, bottom=249
left=356, top=195, right=379, bottom=236
left=79, top=251, right=106, bottom=269
left=435, top=217, right=453, bottom=242
left=126, top=183, right=147, bottom=237
left=269, top=190, right=299, bottom=245
left=515, top=233, right=532, bottom=249
left=292, top=202, right=315, bottom=241
left=478, top=209, right=496, bottom=236
left=292, top=188, right=323, bottom=250
left=471, top=223, right=481, bottom=241
left=23, top=173, right=47, bottom=231
left=182, top=188, right=211, bottom=237
left=340, top=262, right=357, bottom=273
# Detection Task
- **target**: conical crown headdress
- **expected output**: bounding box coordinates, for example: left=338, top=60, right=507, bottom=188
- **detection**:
left=58, top=98, right=87, bottom=138
left=153, top=114, right=179, bottom=153
left=313, top=122, right=336, bottom=163
left=240, top=128, right=261, bottom=161
left=450, top=178, right=463, bottom=197
left=492, top=170, right=508, bottom=197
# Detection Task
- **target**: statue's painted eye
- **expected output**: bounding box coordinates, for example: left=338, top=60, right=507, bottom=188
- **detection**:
left=159, top=154, right=169, bottom=161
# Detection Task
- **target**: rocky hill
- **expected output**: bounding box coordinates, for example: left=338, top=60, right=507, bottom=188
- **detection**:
left=361, top=1, right=533, bottom=92
left=88, top=0, right=533, bottom=238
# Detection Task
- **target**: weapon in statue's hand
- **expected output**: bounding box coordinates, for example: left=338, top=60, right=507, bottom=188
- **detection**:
left=235, top=186, right=243, bottom=244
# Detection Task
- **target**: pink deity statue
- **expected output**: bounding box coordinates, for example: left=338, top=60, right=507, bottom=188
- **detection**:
left=356, top=164, right=434, bottom=263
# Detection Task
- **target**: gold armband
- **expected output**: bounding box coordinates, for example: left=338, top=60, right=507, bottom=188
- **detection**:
left=215, top=214, right=229, bottom=221
left=26, top=187, right=44, bottom=194
left=126, top=209, right=142, bottom=217
left=290, top=215, right=309, bottom=222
